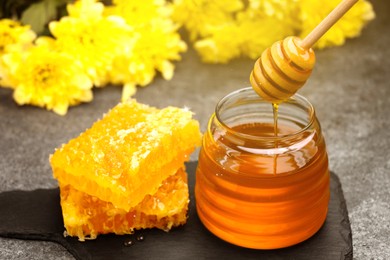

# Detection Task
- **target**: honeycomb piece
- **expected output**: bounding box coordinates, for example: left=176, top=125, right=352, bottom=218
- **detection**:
left=50, top=99, right=201, bottom=211
left=60, top=168, right=189, bottom=241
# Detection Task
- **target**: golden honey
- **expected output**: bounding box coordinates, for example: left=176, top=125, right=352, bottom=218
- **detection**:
left=195, top=87, right=329, bottom=249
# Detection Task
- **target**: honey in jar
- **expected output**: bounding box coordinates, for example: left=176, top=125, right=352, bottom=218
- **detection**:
left=195, top=87, right=330, bottom=249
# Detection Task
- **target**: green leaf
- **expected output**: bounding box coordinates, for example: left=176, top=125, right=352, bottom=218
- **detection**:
left=20, top=0, right=60, bottom=34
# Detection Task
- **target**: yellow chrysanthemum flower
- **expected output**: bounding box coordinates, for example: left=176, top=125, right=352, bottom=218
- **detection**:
left=238, top=17, right=294, bottom=60
left=67, top=0, right=105, bottom=20
left=109, top=0, right=172, bottom=25
left=110, top=18, right=186, bottom=83
left=106, top=0, right=187, bottom=101
left=49, top=0, right=135, bottom=87
left=194, top=23, right=242, bottom=63
left=0, top=19, right=36, bottom=88
left=236, top=0, right=295, bottom=60
left=189, top=0, right=294, bottom=63
left=0, top=19, right=36, bottom=55
left=172, top=0, right=243, bottom=40
left=298, top=0, right=375, bottom=49
left=244, top=0, right=300, bottom=30
left=8, top=43, right=93, bottom=115
left=172, top=0, right=244, bottom=63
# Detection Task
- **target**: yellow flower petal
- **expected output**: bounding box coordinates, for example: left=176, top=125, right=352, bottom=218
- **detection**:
left=52, top=102, right=69, bottom=116
left=159, top=60, right=174, bottom=80
left=13, top=85, right=32, bottom=105
left=121, top=83, right=136, bottom=102
left=0, top=19, right=36, bottom=56
left=67, top=0, right=104, bottom=19
left=172, top=0, right=243, bottom=40
left=194, top=23, right=242, bottom=63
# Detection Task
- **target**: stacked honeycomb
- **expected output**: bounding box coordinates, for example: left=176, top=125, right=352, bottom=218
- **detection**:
left=50, top=99, right=201, bottom=241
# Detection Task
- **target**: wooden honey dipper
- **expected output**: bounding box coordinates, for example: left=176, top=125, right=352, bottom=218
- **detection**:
left=250, top=0, right=359, bottom=104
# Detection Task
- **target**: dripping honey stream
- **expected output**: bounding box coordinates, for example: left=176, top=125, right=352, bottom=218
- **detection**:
left=272, top=103, right=279, bottom=175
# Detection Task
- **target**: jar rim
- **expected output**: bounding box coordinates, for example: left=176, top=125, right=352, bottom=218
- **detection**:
left=215, top=87, right=316, bottom=141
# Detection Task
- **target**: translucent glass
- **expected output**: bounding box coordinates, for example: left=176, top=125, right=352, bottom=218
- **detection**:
left=195, top=87, right=330, bottom=249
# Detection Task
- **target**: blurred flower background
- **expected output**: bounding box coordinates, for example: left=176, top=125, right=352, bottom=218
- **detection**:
left=0, top=0, right=375, bottom=115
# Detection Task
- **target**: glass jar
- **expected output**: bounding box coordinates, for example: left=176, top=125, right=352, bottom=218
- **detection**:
left=195, top=87, right=330, bottom=249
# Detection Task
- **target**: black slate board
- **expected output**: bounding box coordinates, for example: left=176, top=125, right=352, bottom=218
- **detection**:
left=0, top=162, right=352, bottom=260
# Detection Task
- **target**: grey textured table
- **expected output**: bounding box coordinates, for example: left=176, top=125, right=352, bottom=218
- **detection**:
left=1, top=1, right=389, bottom=259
